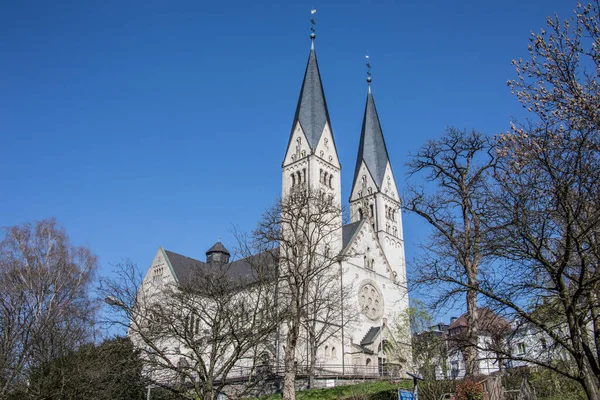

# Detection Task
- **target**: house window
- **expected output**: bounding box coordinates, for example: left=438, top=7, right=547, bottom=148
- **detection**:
left=517, top=342, right=526, bottom=355
left=331, top=346, right=336, bottom=359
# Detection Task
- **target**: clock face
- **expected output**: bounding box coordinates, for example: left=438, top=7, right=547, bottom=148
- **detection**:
left=358, top=283, right=383, bottom=320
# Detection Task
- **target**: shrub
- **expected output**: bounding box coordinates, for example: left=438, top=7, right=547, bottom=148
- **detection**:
left=454, top=379, right=484, bottom=400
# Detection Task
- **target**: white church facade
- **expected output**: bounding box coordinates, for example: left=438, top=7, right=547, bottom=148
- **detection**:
left=139, top=32, right=409, bottom=379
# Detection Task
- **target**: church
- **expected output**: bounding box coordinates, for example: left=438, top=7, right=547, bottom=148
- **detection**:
left=141, top=30, right=409, bottom=377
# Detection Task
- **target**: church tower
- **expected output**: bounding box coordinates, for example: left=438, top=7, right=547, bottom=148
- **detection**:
left=281, top=32, right=342, bottom=251
left=349, top=76, right=406, bottom=280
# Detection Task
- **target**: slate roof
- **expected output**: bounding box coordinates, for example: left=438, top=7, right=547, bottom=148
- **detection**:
left=287, top=45, right=332, bottom=151
left=352, top=87, right=392, bottom=193
left=342, top=220, right=363, bottom=251
left=206, top=241, right=230, bottom=255
left=360, top=326, right=381, bottom=346
left=448, top=308, right=511, bottom=336
left=163, top=248, right=278, bottom=285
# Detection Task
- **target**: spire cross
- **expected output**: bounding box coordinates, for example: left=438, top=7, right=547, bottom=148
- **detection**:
left=310, top=9, right=317, bottom=47
left=365, top=53, right=372, bottom=92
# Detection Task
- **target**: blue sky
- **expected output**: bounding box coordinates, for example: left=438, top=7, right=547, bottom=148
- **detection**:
left=1, top=0, right=575, bottom=318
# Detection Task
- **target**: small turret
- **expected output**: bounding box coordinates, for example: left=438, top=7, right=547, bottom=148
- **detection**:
left=206, top=241, right=230, bottom=264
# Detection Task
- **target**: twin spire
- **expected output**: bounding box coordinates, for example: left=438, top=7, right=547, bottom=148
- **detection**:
left=288, top=32, right=393, bottom=192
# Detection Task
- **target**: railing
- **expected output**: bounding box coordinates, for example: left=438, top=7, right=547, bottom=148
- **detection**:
left=218, top=363, right=403, bottom=383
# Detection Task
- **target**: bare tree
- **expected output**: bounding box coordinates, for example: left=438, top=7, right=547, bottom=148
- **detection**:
left=100, top=251, right=281, bottom=400
left=0, top=218, right=98, bottom=398
left=405, top=127, right=498, bottom=378
left=301, top=266, right=357, bottom=388
left=253, top=188, right=348, bottom=400
left=479, top=2, right=600, bottom=397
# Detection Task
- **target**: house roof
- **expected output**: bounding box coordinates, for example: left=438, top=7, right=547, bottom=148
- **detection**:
left=351, top=86, right=392, bottom=193
left=448, top=308, right=511, bottom=335
left=286, top=43, right=333, bottom=152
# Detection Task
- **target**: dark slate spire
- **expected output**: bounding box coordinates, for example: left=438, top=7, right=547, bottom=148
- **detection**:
left=288, top=35, right=332, bottom=150
left=206, top=240, right=230, bottom=264
left=352, top=82, right=391, bottom=190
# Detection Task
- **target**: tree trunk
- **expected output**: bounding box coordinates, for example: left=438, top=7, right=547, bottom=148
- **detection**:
left=483, top=375, right=504, bottom=400
left=308, top=335, right=317, bottom=389
left=283, top=322, right=299, bottom=400
left=579, top=360, right=600, bottom=400
left=464, top=285, right=479, bottom=377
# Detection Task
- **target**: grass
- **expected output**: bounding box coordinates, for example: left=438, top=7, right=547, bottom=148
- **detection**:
left=255, top=380, right=413, bottom=400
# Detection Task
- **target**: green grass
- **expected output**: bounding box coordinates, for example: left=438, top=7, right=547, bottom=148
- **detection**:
left=255, top=380, right=413, bottom=400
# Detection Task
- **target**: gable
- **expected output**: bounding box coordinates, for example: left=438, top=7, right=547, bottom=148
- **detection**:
left=283, top=121, right=312, bottom=166
left=350, top=161, right=378, bottom=202
left=313, top=121, right=340, bottom=168
left=345, top=219, right=391, bottom=277
left=380, top=163, right=400, bottom=201
left=143, top=247, right=177, bottom=287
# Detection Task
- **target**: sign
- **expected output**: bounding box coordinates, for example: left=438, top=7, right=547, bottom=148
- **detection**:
left=398, top=389, right=414, bottom=400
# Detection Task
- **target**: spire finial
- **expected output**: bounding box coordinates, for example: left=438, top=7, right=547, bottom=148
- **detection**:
left=365, top=52, right=372, bottom=92
left=310, top=9, right=317, bottom=48
left=218, top=236, right=221, bottom=242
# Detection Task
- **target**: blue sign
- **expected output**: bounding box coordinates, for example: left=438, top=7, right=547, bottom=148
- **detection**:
left=399, top=389, right=414, bottom=400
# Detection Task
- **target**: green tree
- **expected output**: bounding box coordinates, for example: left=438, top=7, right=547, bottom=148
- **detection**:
left=22, top=337, right=146, bottom=400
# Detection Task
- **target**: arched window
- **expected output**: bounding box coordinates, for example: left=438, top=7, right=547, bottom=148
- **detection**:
left=371, top=259, right=375, bottom=269
left=291, top=174, right=296, bottom=187
left=386, top=224, right=390, bottom=233
left=366, top=358, right=372, bottom=367
left=296, top=171, right=301, bottom=185
left=393, top=227, right=398, bottom=237
left=369, top=204, right=374, bottom=217
left=324, top=345, right=329, bottom=359
left=364, top=255, right=367, bottom=268
left=319, top=169, right=323, bottom=184
left=331, top=346, right=336, bottom=359
left=358, top=208, right=363, bottom=220
left=302, top=168, right=307, bottom=183
left=328, top=174, right=333, bottom=188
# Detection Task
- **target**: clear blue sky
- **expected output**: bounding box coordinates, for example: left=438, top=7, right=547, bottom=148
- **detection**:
left=1, top=0, right=574, bottom=314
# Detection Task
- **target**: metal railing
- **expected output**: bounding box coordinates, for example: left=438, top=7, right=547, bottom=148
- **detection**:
left=218, top=363, right=403, bottom=383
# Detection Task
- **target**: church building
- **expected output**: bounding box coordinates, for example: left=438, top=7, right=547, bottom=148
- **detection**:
left=142, top=30, right=409, bottom=376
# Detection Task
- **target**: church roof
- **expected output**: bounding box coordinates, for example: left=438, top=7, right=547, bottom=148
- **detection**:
left=342, top=220, right=363, bottom=251
left=206, top=241, right=230, bottom=255
left=360, top=326, right=381, bottom=346
left=163, top=248, right=277, bottom=285
left=287, top=44, right=332, bottom=151
left=352, top=87, right=391, bottom=192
